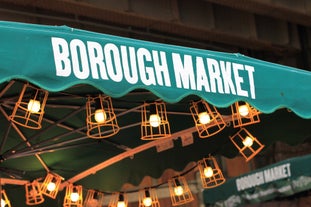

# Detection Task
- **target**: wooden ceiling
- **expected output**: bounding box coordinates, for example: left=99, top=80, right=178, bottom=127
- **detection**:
left=1, top=0, right=311, bottom=69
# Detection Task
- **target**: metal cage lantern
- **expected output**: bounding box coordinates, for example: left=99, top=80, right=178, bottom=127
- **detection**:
left=10, top=83, right=48, bottom=129
left=231, top=102, right=260, bottom=128
left=138, top=188, right=160, bottom=207
left=230, top=128, right=265, bottom=162
left=198, top=155, right=226, bottom=188
left=108, top=192, right=128, bottom=207
left=86, top=95, right=120, bottom=139
left=63, top=184, right=83, bottom=207
left=25, top=180, right=45, bottom=205
left=1, top=189, right=11, bottom=207
left=190, top=100, right=226, bottom=138
left=83, top=189, right=104, bottom=207
left=168, top=176, right=194, bottom=206
left=40, top=172, right=62, bottom=199
left=141, top=102, right=171, bottom=140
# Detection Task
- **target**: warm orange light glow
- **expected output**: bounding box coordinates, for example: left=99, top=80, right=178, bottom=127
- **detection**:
left=46, top=182, right=56, bottom=192
left=238, top=105, right=249, bottom=117
left=243, top=136, right=254, bottom=147
left=27, top=99, right=41, bottom=113
left=174, top=186, right=184, bottom=196
left=70, top=192, right=79, bottom=202
left=1, top=199, right=6, bottom=207
left=198, top=112, right=211, bottom=124
left=94, top=109, right=107, bottom=123
left=149, top=114, right=161, bottom=127
left=203, top=166, right=214, bottom=178
left=142, top=197, right=152, bottom=207
left=117, top=201, right=126, bottom=207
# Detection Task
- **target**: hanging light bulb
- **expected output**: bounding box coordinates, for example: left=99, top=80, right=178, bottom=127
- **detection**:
left=1, top=199, right=6, bottom=207
left=149, top=114, right=161, bottom=127
left=203, top=166, right=214, bottom=178
left=46, top=181, right=56, bottom=192
left=174, top=179, right=184, bottom=196
left=70, top=192, right=80, bottom=202
left=117, top=193, right=126, bottom=207
left=94, top=109, right=107, bottom=123
left=243, top=136, right=254, bottom=147
left=27, top=99, right=41, bottom=113
left=148, top=103, right=161, bottom=128
left=174, top=185, right=184, bottom=196
left=198, top=111, right=211, bottom=124
left=143, top=197, right=152, bottom=206
left=142, top=190, right=152, bottom=207
left=238, top=104, right=249, bottom=117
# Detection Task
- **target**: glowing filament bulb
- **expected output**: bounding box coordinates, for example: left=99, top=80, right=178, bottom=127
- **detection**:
left=27, top=99, right=41, bottom=113
left=198, top=112, right=211, bottom=124
left=1, top=199, right=6, bottom=207
left=47, top=182, right=56, bottom=192
left=94, top=109, right=107, bottom=123
left=238, top=105, right=249, bottom=117
left=143, top=197, right=152, bottom=207
left=149, top=114, right=161, bottom=127
left=70, top=192, right=79, bottom=202
left=243, top=136, right=254, bottom=147
left=117, top=201, right=126, bottom=207
left=203, top=166, right=214, bottom=178
left=174, top=185, right=184, bottom=196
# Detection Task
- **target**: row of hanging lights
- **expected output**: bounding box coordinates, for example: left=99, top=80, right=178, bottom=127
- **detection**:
left=10, top=83, right=264, bottom=162
left=1, top=154, right=225, bottom=207
left=4, top=82, right=265, bottom=206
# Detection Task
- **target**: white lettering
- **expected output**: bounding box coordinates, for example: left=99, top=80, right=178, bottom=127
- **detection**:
left=196, top=57, right=210, bottom=92
left=232, top=63, right=248, bottom=97
left=121, top=46, right=138, bottom=84
left=70, top=39, right=89, bottom=79
left=87, top=41, right=108, bottom=80
left=207, top=58, right=224, bottom=93
left=245, top=65, right=256, bottom=99
left=51, top=37, right=71, bottom=77
left=104, top=43, right=123, bottom=82
left=172, top=53, right=196, bottom=90
left=153, top=51, right=171, bottom=86
left=137, top=48, right=156, bottom=85
left=220, top=61, right=236, bottom=95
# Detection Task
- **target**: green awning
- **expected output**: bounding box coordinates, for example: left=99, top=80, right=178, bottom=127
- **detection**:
left=0, top=21, right=311, bottom=207
left=203, top=154, right=311, bottom=206
left=1, top=21, right=311, bottom=118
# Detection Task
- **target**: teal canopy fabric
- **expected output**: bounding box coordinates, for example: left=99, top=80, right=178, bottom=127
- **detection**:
left=203, top=154, right=311, bottom=206
left=0, top=21, right=311, bottom=207
left=1, top=21, right=311, bottom=118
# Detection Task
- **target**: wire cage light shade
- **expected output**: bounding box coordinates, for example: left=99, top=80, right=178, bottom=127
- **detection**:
left=83, top=189, right=104, bottom=207
left=138, top=188, right=160, bottom=207
left=168, top=176, right=194, bottom=206
left=230, top=128, right=265, bottom=162
left=63, top=184, right=83, bottom=207
left=141, top=102, right=171, bottom=140
left=198, top=155, right=226, bottom=188
left=1, top=189, right=11, bottom=207
left=40, top=172, right=62, bottom=199
left=86, top=95, right=120, bottom=139
left=108, top=192, right=128, bottom=207
left=231, top=102, right=260, bottom=128
left=190, top=100, right=226, bottom=138
left=25, top=180, right=45, bottom=205
left=10, top=83, right=48, bottom=129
